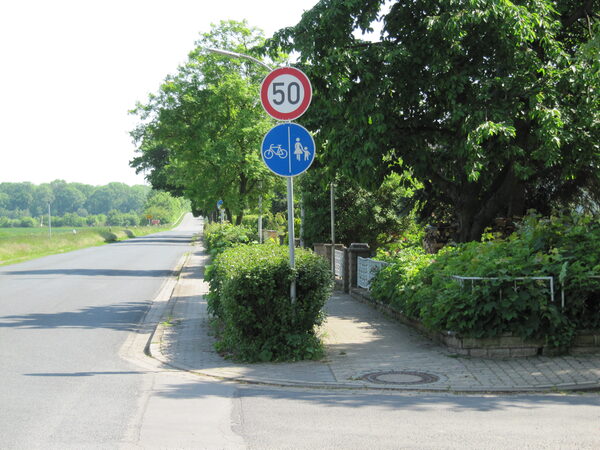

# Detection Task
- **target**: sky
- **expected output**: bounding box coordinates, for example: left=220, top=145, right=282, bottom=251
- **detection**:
left=0, top=0, right=321, bottom=187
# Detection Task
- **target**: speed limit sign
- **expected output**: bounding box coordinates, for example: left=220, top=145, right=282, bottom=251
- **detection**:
left=260, top=67, right=312, bottom=121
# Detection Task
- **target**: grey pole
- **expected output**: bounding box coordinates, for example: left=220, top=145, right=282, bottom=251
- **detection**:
left=258, top=194, right=263, bottom=243
left=204, top=47, right=273, bottom=71
left=330, top=182, right=335, bottom=275
left=300, top=196, right=305, bottom=248
left=287, top=176, right=297, bottom=303
left=48, top=203, right=52, bottom=238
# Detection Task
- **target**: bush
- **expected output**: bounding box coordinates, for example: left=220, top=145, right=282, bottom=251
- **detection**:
left=87, top=214, right=106, bottom=226
left=370, top=246, right=435, bottom=318
left=62, top=213, right=86, bottom=227
left=370, top=213, right=600, bottom=349
left=106, top=210, right=125, bottom=226
left=204, top=222, right=257, bottom=256
left=50, top=216, right=64, bottom=227
left=122, top=212, right=140, bottom=226
left=206, top=243, right=333, bottom=362
left=240, top=214, right=259, bottom=229
left=19, top=217, right=37, bottom=228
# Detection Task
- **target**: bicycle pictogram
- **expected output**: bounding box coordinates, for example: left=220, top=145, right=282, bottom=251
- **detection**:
left=263, top=144, right=288, bottom=160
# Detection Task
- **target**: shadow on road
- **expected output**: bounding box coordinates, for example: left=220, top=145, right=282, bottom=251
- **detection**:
left=1, top=269, right=175, bottom=277
left=112, top=236, right=193, bottom=245
left=0, top=301, right=149, bottom=330
left=23, top=370, right=151, bottom=377
left=153, top=381, right=600, bottom=412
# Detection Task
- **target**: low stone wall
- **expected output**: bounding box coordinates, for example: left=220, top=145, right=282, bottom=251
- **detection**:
left=349, top=287, right=600, bottom=358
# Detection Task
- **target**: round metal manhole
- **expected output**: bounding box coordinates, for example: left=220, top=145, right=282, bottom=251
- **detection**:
left=361, top=370, right=440, bottom=385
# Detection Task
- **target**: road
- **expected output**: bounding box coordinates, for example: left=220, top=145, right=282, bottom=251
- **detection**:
left=1, top=214, right=598, bottom=448
left=0, top=214, right=239, bottom=448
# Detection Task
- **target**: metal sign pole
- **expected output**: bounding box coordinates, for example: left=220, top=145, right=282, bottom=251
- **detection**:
left=258, top=195, right=263, bottom=243
left=330, top=182, right=335, bottom=274
left=287, top=176, right=297, bottom=303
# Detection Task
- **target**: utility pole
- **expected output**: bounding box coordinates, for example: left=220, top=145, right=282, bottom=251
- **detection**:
left=48, top=203, right=52, bottom=237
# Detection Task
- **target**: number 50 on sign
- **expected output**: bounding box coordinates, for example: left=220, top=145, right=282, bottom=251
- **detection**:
left=260, top=67, right=312, bottom=121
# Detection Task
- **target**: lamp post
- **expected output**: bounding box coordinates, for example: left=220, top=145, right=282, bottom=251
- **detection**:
left=203, top=47, right=273, bottom=71
left=204, top=46, right=273, bottom=246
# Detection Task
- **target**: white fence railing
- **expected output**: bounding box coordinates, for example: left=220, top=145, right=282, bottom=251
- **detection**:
left=334, top=250, right=345, bottom=278
left=357, top=257, right=389, bottom=289
left=451, top=275, right=556, bottom=305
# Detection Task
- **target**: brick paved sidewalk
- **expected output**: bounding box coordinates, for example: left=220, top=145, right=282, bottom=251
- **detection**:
left=149, top=243, right=600, bottom=392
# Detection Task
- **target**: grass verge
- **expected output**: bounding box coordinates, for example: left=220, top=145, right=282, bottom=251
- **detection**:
left=0, top=225, right=175, bottom=266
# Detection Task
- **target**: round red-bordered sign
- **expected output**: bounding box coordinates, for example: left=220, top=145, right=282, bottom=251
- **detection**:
left=261, top=67, right=312, bottom=121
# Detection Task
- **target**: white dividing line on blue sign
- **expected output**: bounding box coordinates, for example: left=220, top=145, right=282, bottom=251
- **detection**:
left=261, top=123, right=315, bottom=177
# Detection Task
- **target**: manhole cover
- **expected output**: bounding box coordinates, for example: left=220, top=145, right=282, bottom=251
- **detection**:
left=361, top=370, right=440, bottom=385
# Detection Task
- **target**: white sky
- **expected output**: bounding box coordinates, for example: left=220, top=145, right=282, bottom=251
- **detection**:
left=0, top=0, right=320, bottom=187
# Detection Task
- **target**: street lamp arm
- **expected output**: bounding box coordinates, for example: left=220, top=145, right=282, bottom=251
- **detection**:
left=203, top=47, right=273, bottom=71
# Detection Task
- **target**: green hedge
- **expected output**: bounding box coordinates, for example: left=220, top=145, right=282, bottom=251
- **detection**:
left=203, top=222, right=257, bottom=256
left=370, top=214, right=600, bottom=349
left=206, top=243, right=333, bottom=362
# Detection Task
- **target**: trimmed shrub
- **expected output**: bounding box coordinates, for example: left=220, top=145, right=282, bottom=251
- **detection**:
left=207, top=243, right=332, bottom=362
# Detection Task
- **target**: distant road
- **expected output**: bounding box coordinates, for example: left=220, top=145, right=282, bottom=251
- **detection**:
left=0, top=213, right=203, bottom=447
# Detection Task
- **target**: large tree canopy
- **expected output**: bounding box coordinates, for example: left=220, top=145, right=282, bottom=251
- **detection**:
left=130, top=21, right=281, bottom=224
left=268, top=0, right=600, bottom=241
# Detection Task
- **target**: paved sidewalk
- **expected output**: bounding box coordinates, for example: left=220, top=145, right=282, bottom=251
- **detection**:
left=149, top=244, right=600, bottom=392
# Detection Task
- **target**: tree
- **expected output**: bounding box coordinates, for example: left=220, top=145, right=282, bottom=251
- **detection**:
left=50, top=180, right=86, bottom=216
left=0, top=181, right=159, bottom=227
left=85, top=186, right=114, bottom=215
left=299, top=166, right=416, bottom=248
left=130, top=21, right=281, bottom=225
left=32, top=184, right=54, bottom=217
left=0, top=192, right=10, bottom=210
left=143, top=190, right=186, bottom=224
left=268, top=0, right=600, bottom=241
left=0, top=182, right=35, bottom=213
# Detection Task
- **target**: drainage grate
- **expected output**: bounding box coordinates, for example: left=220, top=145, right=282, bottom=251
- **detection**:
left=361, top=370, right=440, bottom=385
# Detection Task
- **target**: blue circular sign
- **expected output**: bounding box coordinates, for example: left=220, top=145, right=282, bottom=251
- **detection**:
left=261, top=123, right=315, bottom=177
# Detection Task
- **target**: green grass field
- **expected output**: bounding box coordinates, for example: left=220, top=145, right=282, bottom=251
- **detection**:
left=0, top=225, right=173, bottom=266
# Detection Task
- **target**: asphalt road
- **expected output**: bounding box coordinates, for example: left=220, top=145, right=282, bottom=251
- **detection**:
left=233, top=386, right=600, bottom=449
left=0, top=214, right=205, bottom=448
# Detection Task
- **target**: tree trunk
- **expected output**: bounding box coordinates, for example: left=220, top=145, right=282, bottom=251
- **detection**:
left=455, top=165, right=525, bottom=242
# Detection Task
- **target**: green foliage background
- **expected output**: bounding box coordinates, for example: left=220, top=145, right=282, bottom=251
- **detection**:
left=370, top=214, right=600, bottom=348
left=267, top=0, right=600, bottom=241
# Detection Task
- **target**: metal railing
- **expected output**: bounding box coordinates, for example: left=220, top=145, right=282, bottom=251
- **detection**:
left=451, top=275, right=557, bottom=306
left=357, top=257, right=389, bottom=289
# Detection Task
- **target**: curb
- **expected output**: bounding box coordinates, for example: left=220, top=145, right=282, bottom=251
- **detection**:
left=118, top=250, right=190, bottom=369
